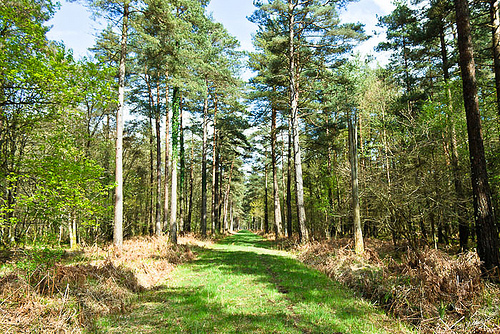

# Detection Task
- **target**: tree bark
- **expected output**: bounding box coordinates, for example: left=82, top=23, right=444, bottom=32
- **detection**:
left=264, top=155, right=269, bottom=234
left=179, top=98, right=185, bottom=233
left=327, top=132, right=335, bottom=238
left=439, top=20, right=469, bottom=251
left=163, top=76, right=170, bottom=234
left=211, top=94, right=219, bottom=233
left=490, top=0, right=500, bottom=116
left=186, top=138, right=194, bottom=233
left=288, top=0, right=308, bottom=243
left=271, top=100, right=283, bottom=238
left=223, top=160, right=234, bottom=231
left=215, top=147, right=221, bottom=232
left=348, top=109, right=364, bottom=254
left=113, top=1, right=128, bottom=249
left=155, top=82, right=162, bottom=236
left=149, top=105, right=154, bottom=234
left=286, top=117, right=293, bottom=238
left=145, top=72, right=155, bottom=235
left=169, top=87, right=180, bottom=245
left=200, top=84, right=209, bottom=237
left=229, top=199, right=234, bottom=232
left=455, top=0, right=500, bottom=271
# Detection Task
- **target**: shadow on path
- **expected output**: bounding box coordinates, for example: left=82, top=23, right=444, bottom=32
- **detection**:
left=99, top=231, right=404, bottom=333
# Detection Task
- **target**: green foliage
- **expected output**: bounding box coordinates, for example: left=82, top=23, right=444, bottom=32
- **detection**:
left=19, top=125, right=113, bottom=230
left=16, top=247, right=64, bottom=283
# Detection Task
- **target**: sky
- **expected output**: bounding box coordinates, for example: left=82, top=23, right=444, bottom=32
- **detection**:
left=47, top=0, right=395, bottom=66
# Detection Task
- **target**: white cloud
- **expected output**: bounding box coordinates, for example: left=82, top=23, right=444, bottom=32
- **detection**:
left=372, top=0, right=396, bottom=15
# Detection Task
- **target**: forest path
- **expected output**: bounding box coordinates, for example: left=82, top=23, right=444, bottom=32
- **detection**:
left=97, top=231, right=406, bottom=333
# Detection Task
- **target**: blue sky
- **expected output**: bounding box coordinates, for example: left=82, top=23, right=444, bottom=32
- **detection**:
left=47, top=0, right=394, bottom=63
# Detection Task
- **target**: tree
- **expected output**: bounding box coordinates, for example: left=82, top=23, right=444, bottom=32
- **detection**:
left=347, top=101, right=363, bottom=255
left=377, top=1, right=421, bottom=100
left=114, top=0, right=129, bottom=249
left=250, top=0, right=366, bottom=242
left=454, top=0, right=500, bottom=272
left=80, top=0, right=138, bottom=252
left=170, top=87, right=180, bottom=244
left=0, top=0, right=79, bottom=245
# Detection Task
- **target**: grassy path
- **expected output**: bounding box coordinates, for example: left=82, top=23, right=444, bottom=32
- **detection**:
left=98, top=231, right=407, bottom=333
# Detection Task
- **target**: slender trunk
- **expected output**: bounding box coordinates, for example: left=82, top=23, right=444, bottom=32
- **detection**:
left=381, top=91, right=392, bottom=244
left=145, top=71, right=155, bottom=234
left=4, top=177, right=17, bottom=245
left=288, top=1, right=308, bottom=242
left=211, top=95, right=219, bottom=233
left=114, top=1, right=128, bottom=249
left=200, top=84, right=209, bottom=237
left=264, top=156, right=269, bottom=234
left=179, top=98, right=185, bottom=233
left=186, top=140, right=194, bottom=233
left=214, top=147, right=221, bottom=233
left=229, top=199, right=234, bottom=232
left=155, top=83, right=162, bottom=236
left=223, top=160, right=234, bottom=231
left=271, top=99, right=283, bottom=238
left=163, top=76, right=170, bottom=233
left=348, top=109, right=364, bottom=254
left=286, top=117, right=293, bottom=238
left=403, top=35, right=411, bottom=95
left=455, top=0, right=500, bottom=271
left=281, top=124, right=287, bottom=227
left=491, top=0, right=500, bottom=116
left=440, top=20, right=469, bottom=251
left=170, top=87, right=180, bottom=245
left=69, top=214, right=77, bottom=249
left=105, top=114, right=112, bottom=231
left=327, top=137, right=335, bottom=238
left=149, top=110, right=154, bottom=234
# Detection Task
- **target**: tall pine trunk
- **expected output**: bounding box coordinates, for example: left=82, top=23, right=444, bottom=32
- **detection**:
left=163, top=77, right=170, bottom=234
left=155, top=88, right=162, bottom=236
left=149, top=109, right=154, bottom=234
left=271, top=100, right=283, bottom=238
left=490, top=0, right=500, bottom=116
left=439, top=21, right=469, bottom=251
left=200, top=84, right=209, bottom=237
left=264, top=155, right=269, bottom=234
left=348, top=110, right=363, bottom=254
left=286, top=117, right=293, bottom=238
left=288, top=0, right=308, bottom=243
left=222, top=160, right=234, bottom=231
left=326, top=127, right=335, bottom=238
left=114, top=1, right=129, bottom=249
left=186, top=140, right=194, bottom=233
left=179, top=99, right=185, bottom=233
left=170, top=87, right=180, bottom=245
left=211, top=95, right=219, bottom=233
left=214, top=145, right=221, bottom=233
left=455, top=0, right=500, bottom=272
left=145, top=71, right=155, bottom=235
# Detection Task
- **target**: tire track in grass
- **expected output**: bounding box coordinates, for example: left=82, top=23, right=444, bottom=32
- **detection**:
left=97, top=231, right=409, bottom=333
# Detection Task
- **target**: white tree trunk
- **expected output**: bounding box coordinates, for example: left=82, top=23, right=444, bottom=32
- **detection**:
left=113, top=1, right=129, bottom=249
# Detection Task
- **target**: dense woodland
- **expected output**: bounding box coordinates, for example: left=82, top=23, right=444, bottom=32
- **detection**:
left=1, top=0, right=500, bottom=274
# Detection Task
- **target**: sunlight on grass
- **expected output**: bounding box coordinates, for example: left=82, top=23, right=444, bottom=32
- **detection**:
left=98, top=230, right=408, bottom=333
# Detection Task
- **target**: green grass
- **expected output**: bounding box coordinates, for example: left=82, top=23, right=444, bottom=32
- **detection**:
left=97, top=231, right=408, bottom=333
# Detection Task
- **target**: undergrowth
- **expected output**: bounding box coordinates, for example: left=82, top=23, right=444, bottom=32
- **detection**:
left=294, top=238, right=500, bottom=333
left=0, top=236, right=195, bottom=333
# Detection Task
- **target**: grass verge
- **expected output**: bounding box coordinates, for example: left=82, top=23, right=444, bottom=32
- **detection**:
left=295, top=238, right=500, bottom=333
left=0, top=236, right=193, bottom=333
